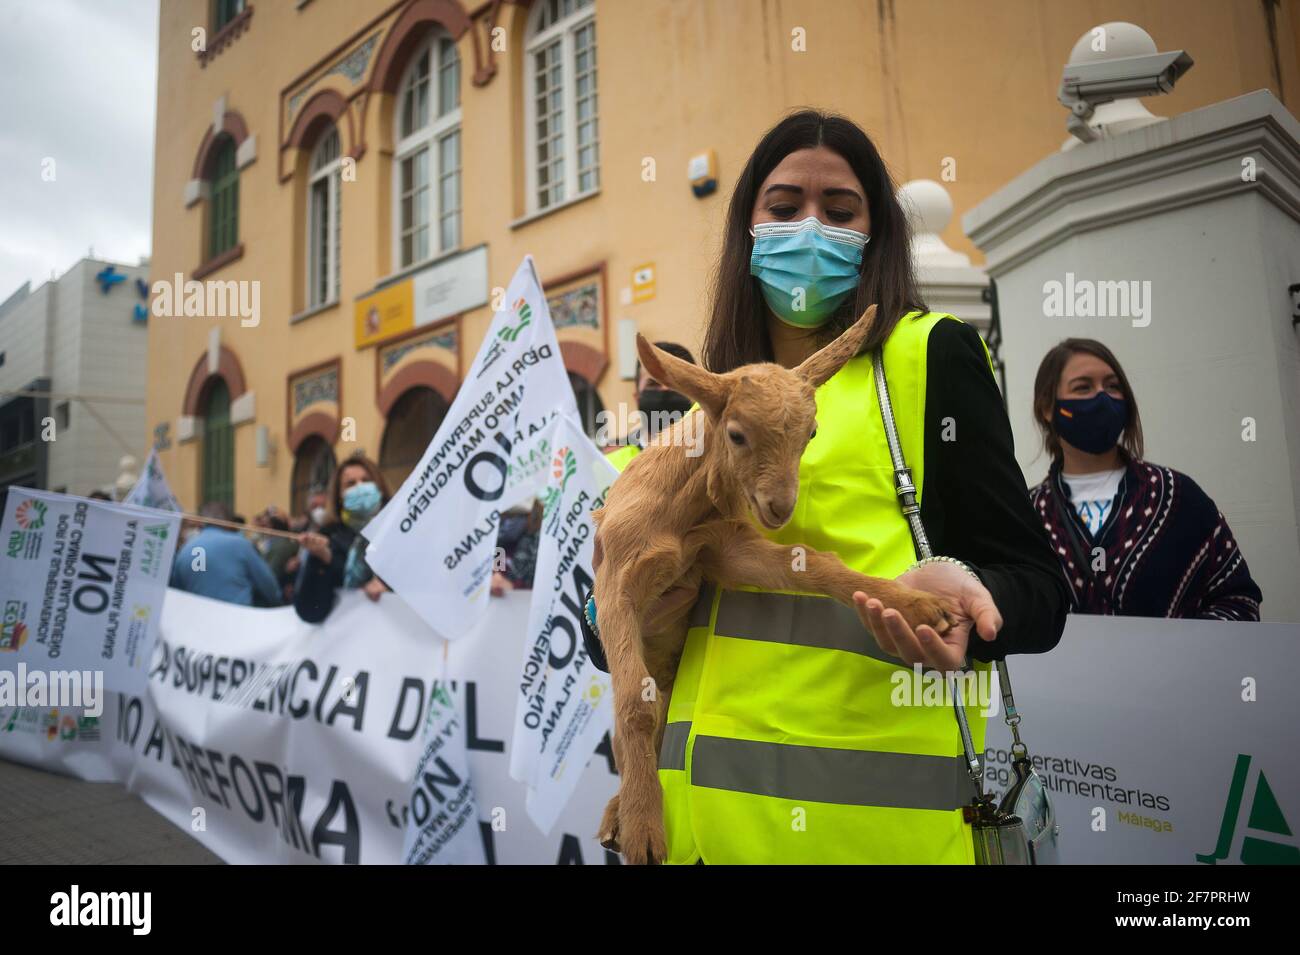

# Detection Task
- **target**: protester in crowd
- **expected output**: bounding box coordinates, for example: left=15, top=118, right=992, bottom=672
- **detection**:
left=254, top=506, right=299, bottom=603
left=305, top=488, right=329, bottom=531
left=1029, top=338, right=1262, bottom=620
left=170, top=501, right=282, bottom=607
left=603, top=342, right=697, bottom=471
left=490, top=499, right=543, bottom=595
left=294, top=455, right=392, bottom=623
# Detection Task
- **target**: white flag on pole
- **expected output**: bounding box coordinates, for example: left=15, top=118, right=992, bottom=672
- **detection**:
left=508, top=413, right=618, bottom=832
left=402, top=678, right=488, bottom=865
left=363, top=255, right=580, bottom=640
left=124, top=448, right=181, bottom=512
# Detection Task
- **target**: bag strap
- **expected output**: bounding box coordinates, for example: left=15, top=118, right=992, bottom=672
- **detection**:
left=870, top=350, right=1034, bottom=795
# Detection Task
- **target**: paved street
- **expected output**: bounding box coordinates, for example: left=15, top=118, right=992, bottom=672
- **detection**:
left=0, top=757, right=221, bottom=864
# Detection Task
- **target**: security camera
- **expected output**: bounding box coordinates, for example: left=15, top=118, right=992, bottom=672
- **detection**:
left=1059, top=50, right=1193, bottom=143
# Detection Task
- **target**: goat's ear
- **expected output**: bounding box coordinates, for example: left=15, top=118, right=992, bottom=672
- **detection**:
left=636, top=334, right=727, bottom=420
left=794, top=304, right=878, bottom=388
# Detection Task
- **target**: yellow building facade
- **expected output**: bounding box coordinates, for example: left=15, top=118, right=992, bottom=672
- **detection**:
left=147, top=0, right=1300, bottom=516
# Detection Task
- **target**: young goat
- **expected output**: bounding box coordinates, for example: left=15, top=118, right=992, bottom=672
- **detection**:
left=591, top=305, right=955, bottom=864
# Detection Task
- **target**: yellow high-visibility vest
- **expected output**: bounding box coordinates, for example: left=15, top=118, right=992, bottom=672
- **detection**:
left=603, top=443, right=641, bottom=472
left=658, top=311, right=990, bottom=864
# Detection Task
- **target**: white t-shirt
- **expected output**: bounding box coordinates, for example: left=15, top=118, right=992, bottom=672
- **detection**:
left=1062, top=467, right=1125, bottom=537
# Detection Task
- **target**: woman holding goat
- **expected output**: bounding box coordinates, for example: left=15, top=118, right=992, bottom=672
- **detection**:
left=582, top=110, right=1069, bottom=865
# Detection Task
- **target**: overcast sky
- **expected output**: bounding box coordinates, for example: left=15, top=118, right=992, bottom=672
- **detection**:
left=0, top=0, right=158, bottom=303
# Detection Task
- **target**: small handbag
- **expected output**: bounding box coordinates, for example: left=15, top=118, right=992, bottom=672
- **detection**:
left=871, top=350, right=1059, bottom=865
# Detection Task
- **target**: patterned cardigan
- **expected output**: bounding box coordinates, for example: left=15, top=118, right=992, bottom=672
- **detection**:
left=1028, top=458, right=1262, bottom=621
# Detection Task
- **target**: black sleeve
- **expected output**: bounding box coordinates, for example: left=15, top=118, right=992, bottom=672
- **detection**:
left=919, top=319, right=1069, bottom=660
left=292, top=532, right=347, bottom=624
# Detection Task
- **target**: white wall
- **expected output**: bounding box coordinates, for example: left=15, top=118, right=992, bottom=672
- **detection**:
left=966, top=92, right=1300, bottom=622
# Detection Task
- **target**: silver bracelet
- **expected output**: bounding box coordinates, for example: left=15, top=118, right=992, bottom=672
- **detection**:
left=907, top=555, right=979, bottom=580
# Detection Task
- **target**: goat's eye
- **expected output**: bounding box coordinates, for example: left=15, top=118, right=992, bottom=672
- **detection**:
left=728, top=428, right=746, bottom=446
left=810, top=427, right=817, bottom=440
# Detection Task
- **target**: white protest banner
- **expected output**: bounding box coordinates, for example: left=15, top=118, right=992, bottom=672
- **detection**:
left=402, top=681, right=488, bottom=864
left=0, top=587, right=621, bottom=865
left=0, top=488, right=179, bottom=698
left=364, top=255, right=580, bottom=640
left=980, top=616, right=1300, bottom=864
left=508, top=414, right=618, bottom=832
left=123, top=449, right=181, bottom=512
left=4, top=594, right=1295, bottom=864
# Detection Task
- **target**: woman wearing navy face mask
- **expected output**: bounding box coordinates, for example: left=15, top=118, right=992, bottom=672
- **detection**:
left=1029, top=339, right=1262, bottom=620
left=582, top=110, right=1068, bottom=864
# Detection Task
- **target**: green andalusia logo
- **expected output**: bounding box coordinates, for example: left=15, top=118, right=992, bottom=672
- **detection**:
left=1196, top=754, right=1299, bottom=864
left=15, top=499, right=46, bottom=530
left=498, top=297, right=532, bottom=342
left=540, top=447, right=577, bottom=523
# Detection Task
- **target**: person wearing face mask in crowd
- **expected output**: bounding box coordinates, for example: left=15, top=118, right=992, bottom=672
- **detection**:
left=490, top=499, right=544, bottom=596
left=603, top=342, right=698, bottom=471
left=305, top=489, right=330, bottom=532
left=1029, top=339, right=1262, bottom=620
left=294, top=455, right=393, bottom=623
left=579, top=110, right=1067, bottom=864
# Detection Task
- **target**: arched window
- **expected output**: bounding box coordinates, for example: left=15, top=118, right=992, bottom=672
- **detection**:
left=208, top=137, right=240, bottom=260
left=291, top=435, right=336, bottom=516
left=568, top=372, right=604, bottom=440
left=393, top=32, right=461, bottom=270
left=201, top=379, right=234, bottom=507
left=307, top=126, right=342, bottom=308
left=214, top=0, right=246, bottom=32
left=380, top=386, right=449, bottom=490
left=526, top=0, right=598, bottom=212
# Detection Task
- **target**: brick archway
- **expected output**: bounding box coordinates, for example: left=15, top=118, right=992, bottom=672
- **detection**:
left=191, top=110, right=252, bottom=180
left=183, top=346, right=248, bottom=417
left=285, top=88, right=355, bottom=158
left=377, top=361, right=459, bottom=416
left=559, top=341, right=608, bottom=385
left=369, top=0, right=473, bottom=97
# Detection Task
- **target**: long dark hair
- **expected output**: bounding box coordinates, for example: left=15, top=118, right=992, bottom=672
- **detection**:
left=1032, top=338, right=1145, bottom=464
left=702, top=109, right=926, bottom=372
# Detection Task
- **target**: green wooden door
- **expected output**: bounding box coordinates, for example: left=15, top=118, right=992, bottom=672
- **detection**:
left=202, top=379, right=234, bottom=507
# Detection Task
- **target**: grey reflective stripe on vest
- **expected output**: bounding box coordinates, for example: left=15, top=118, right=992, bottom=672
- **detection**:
left=659, top=721, right=691, bottom=771
left=687, top=582, right=717, bottom=629
left=690, top=735, right=971, bottom=811
left=712, top=589, right=907, bottom=667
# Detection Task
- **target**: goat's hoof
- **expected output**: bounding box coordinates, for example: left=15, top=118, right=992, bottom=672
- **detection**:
left=598, top=794, right=621, bottom=852
left=902, top=589, right=955, bottom=635
left=618, top=811, right=667, bottom=865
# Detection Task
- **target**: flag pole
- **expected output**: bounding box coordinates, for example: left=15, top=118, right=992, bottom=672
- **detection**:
left=178, top=512, right=304, bottom=541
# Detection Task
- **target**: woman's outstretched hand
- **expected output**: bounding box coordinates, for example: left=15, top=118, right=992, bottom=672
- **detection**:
left=853, top=561, right=1002, bottom=671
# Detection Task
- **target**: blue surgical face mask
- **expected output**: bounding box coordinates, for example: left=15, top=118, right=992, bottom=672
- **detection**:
left=341, top=481, right=382, bottom=528
left=1054, top=392, right=1127, bottom=455
left=749, top=216, right=869, bottom=328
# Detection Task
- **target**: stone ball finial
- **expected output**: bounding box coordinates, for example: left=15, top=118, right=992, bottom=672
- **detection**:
left=899, top=179, right=970, bottom=268
left=899, top=179, right=953, bottom=236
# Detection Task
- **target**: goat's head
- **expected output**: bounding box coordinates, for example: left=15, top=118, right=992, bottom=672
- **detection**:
left=635, top=305, right=877, bottom=530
